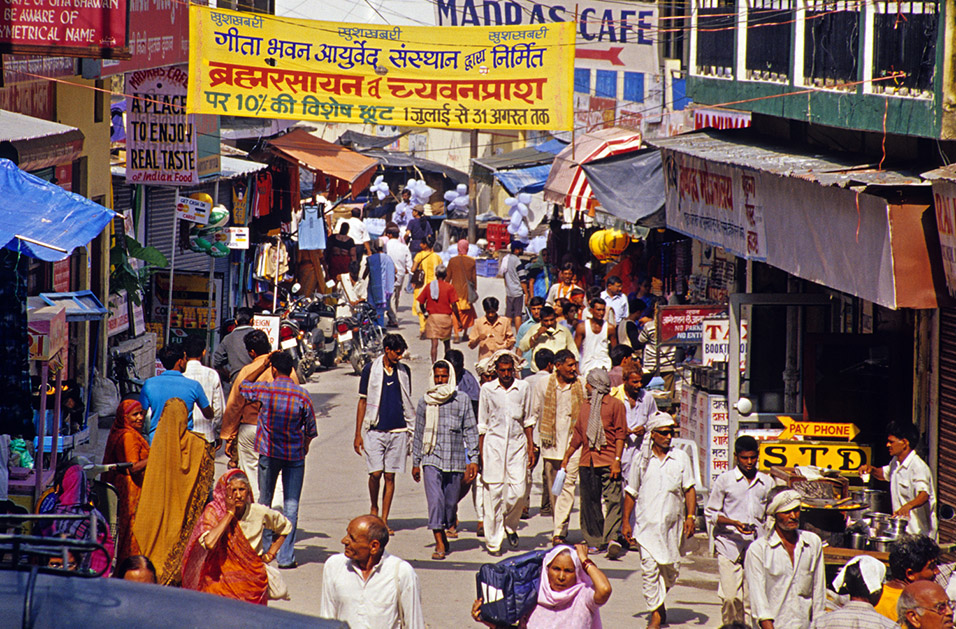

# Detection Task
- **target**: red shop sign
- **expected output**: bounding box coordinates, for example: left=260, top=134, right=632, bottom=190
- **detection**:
left=0, top=0, right=129, bottom=59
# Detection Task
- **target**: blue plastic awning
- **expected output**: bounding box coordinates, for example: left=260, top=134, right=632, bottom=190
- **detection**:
left=0, top=159, right=116, bottom=262
left=493, top=164, right=553, bottom=195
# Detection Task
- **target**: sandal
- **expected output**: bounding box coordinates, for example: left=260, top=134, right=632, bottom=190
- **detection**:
left=551, top=536, right=566, bottom=547
left=445, top=527, right=459, bottom=539
left=431, top=551, right=446, bottom=560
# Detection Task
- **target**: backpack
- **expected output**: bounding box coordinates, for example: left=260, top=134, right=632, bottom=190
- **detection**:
left=475, top=549, right=547, bottom=627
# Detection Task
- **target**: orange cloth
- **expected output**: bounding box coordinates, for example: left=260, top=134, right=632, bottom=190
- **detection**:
left=132, top=399, right=214, bottom=585
left=102, top=399, right=150, bottom=563
left=182, top=469, right=268, bottom=605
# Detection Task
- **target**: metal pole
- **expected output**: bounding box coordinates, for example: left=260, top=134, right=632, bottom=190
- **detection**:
left=165, top=187, right=179, bottom=346
left=207, top=181, right=219, bottom=355
left=468, top=129, right=478, bottom=243
left=272, top=234, right=281, bottom=312
left=35, top=362, right=48, bottom=503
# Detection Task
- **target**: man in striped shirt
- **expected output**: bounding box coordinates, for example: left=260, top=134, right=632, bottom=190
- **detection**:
left=239, top=351, right=317, bottom=569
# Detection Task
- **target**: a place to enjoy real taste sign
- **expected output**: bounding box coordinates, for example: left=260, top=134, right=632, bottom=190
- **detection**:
left=186, top=5, right=575, bottom=130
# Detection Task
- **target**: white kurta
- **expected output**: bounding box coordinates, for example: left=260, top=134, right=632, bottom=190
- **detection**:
left=319, top=552, right=424, bottom=629
left=744, top=529, right=826, bottom=629
left=477, top=378, right=533, bottom=484
left=626, top=448, right=695, bottom=566
left=882, top=450, right=937, bottom=537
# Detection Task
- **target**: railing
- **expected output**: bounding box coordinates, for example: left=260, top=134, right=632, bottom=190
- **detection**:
left=871, top=0, right=937, bottom=98
left=696, top=0, right=737, bottom=77
left=745, top=0, right=794, bottom=82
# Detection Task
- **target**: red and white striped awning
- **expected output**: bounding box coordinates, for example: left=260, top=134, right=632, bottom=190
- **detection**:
left=543, top=127, right=643, bottom=212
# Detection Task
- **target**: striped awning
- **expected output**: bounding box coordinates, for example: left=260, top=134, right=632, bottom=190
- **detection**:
left=542, top=127, right=643, bottom=212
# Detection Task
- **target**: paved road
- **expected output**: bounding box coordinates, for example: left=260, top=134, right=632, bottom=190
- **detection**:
left=82, top=274, right=721, bottom=626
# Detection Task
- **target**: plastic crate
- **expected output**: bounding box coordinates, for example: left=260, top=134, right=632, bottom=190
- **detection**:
left=485, top=223, right=510, bottom=252
left=477, top=258, right=500, bottom=277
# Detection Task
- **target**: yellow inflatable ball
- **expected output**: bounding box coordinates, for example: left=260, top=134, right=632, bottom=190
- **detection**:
left=589, top=229, right=629, bottom=261
left=189, top=192, right=214, bottom=207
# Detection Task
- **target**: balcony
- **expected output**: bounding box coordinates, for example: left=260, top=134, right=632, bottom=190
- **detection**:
left=686, top=0, right=950, bottom=138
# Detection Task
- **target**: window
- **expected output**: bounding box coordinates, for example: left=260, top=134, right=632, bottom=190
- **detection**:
left=672, top=78, right=690, bottom=110
left=624, top=72, right=644, bottom=102
left=574, top=68, right=591, bottom=94
left=595, top=70, right=617, bottom=99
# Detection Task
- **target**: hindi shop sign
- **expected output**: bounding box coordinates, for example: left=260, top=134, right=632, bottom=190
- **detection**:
left=434, top=0, right=659, bottom=75
left=932, top=179, right=956, bottom=299
left=659, top=305, right=726, bottom=345
left=662, top=151, right=768, bottom=261
left=186, top=5, right=575, bottom=130
left=0, top=0, right=128, bottom=59
left=126, top=65, right=200, bottom=186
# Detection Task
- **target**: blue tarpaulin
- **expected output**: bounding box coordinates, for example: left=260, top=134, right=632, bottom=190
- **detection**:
left=0, top=159, right=115, bottom=262
left=493, top=164, right=554, bottom=195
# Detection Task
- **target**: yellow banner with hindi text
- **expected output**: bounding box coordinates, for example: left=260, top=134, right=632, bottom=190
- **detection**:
left=186, top=6, right=575, bottom=130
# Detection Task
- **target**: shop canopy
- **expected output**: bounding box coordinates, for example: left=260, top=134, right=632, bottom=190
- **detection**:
left=0, top=110, right=84, bottom=172
left=0, top=159, right=115, bottom=262
left=336, top=130, right=408, bottom=149
left=472, top=139, right=566, bottom=191
left=493, top=164, right=553, bottom=195
left=581, top=148, right=666, bottom=229
left=654, top=129, right=943, bottom=310
left=266, top=129, right=378, bottom=198
left=360, top=148, right=468, bottom=185
left=543, top=128, right=643, bottom=212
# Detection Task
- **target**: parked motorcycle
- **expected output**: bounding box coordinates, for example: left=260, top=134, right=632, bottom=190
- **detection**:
left=336, top=299, right=385, bottom=375
left=281, top=295, right=338, bottom=381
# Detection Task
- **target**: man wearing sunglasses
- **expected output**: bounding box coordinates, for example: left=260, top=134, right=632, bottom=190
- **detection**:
left=621, top=411, right=696, bottom=629
left=898, top=581, right=955, bottom=629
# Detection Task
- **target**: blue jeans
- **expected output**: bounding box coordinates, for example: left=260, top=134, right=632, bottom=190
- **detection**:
left=258, top=455, right=305, bottom=566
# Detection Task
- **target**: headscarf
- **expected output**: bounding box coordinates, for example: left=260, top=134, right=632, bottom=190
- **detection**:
left=422, top=360, right=458, bottom=455
left=832, top=555, right=886, bottom=595
left=628, top=412, right=677, bottom=496
left=540, top=371, right=585, bottom=448
left=476, top=356, right=496, bottom=378
left=487, top=349, right=526, bottom=373
left=585, top=368, right=611, bottom=450
left=104, top=399, right=148, bottom=464
left=457, top=238, right=469, bottom=256
left=767, top=489, right=803, bottom=515
left=527, top=545, right=602, bottom=629
left=181, top=469, right=268, bottom=605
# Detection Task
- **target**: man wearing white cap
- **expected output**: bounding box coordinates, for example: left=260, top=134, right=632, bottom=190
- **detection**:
left=810, top=555, right=896, bottom=628
left=621, top=411, right=696, bottom=629
left=745, top=488, right=826, bottom=629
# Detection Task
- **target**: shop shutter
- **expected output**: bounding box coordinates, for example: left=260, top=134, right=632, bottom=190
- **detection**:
left=146, top=184, right=230, bottom=275
left=938, top=308, right=956, bottom=545
left=112, top=177, right=134, bottom=213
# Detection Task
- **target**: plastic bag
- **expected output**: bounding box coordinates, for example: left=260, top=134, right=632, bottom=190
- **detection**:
left=91, top=370, right=120, bottom=419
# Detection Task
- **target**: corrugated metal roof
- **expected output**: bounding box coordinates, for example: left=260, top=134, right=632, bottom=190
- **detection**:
left=359, top=148, right=468, bottom=184
left=111, top=155, right=267, bottom=181
left=651, top=129, right=925, bottom=188
left=0, top=110, right=78, bottom=142
left=923, top=164, right=956, bottom=183
left=473, top=139, right=565, bottom=173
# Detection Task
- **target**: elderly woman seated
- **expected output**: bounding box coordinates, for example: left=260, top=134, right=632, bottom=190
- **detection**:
left=472, top=542, right=612, bottom=628
left=182, top=470, right=292, bottom=604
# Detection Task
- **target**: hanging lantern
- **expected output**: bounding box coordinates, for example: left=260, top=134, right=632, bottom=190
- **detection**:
left=588, top=229, right=629, bottom=261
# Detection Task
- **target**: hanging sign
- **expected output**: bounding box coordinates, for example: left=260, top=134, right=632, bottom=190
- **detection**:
left=776, top=416, right=861, bottom=441
left=175, top=195, right=212, bottom=224
left=186, top=5, right=575, bottom=130
left=252, top=314, right=280, bottom=350
left=701, top=318, right=748, bottom=370
left=0, top=0, right=129, bottom=59
left=659, top=305, right=726, bottom=345
left=215, top=227, right=250, bottom=249
left=759, top=440, right=871, bottom=474
left=932, top=179, right=956, bottom=299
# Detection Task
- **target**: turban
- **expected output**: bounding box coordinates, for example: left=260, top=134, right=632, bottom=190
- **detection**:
left=585, top=368, right=611, bottom=450
left=767, top=489, right=803, bottom=515
left=832, top=555, right=886, bottom=595
left=646, top=411, right=677, bottom=433
left=457, top=239, right=469, bottom=256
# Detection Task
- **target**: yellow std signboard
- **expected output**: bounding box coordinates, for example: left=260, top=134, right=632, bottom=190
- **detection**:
left=759, top=441, right=871, bottom=474
left=186, top=5, right=575, bottom=130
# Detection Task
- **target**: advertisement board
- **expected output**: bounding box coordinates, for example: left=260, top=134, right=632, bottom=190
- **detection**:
left=125, top=64, right=199, bottom=185
left=932, top=179, right=956, bottom=299
left=0, top=0, right=128, bottom=58
left=103, top=0, right=190, bottom=75
left=187, top=5, right=575, bottom=130
left=659, top=305, right=726, bottom=345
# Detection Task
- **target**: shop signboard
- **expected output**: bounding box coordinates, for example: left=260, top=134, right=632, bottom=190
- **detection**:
left=252, top=315, right=280, bottom=350
left=102, top=0, right=189, bottom=76
left=175, top=195, right=211, bottom=224
left=434, top=0, right=659, bottom=75
left=107, top=290, right=130, bottom=337
left=931, top=179, right=956, bottom=299
left=125, top=64, right=199, bottom=185
left=700, top=318, right=748, bottom=370
left=0, top=0, right=128, bottom=59
left=662, top=151, right=768, bottom=261
left=776, top=417, right=860, bottom=441
left=758, top=440, right=871, bottom=474
left=659, top=305, right=726, bottom=345
left=215, top=227, right=249, bottom=249
left=186, top=5, right=575, bottom=130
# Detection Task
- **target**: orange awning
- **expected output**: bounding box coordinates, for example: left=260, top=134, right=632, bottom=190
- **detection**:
left=266, top=129, right=378, bottom=198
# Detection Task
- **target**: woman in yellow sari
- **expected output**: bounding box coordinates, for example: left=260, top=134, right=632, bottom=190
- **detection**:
left=411, top=234, right=442, bottom=336
left=102, top=399, right=150, bottom=563
left=132, top=398, right=214, bottom=585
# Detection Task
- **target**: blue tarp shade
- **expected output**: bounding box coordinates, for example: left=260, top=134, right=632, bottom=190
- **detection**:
left=494, top=164, right=553, bottom=195
left=0, top=159, right=115, bottom=262
left=581, top=149, right=666, bottom=228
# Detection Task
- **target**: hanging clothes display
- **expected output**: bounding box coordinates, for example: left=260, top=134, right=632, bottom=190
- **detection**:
left=256, top=241, right=290, bottom=282
left=232, top=179, right=250, bottom=225
left=298, top=205, right=327, bottom=251
left=254, top=171, right=272, bottom=218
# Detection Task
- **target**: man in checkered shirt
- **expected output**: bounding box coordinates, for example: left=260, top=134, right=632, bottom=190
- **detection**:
left=239, top=350, right=317, bottom=569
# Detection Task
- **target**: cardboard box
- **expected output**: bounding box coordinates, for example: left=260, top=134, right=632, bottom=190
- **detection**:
left=27, top=305, right=67, bottom=361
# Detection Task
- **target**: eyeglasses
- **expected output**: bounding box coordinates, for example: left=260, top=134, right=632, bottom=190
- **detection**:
left=654, top=429, right=676, bottom=436
left=919, top=600, right=956, bottom=615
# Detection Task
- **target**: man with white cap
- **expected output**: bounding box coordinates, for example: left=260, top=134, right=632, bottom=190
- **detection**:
left=621, top=411, right=696, bottom=629
left=745, top=488, right=826, bottom=629
left=810, top=555, right=896, bottom=628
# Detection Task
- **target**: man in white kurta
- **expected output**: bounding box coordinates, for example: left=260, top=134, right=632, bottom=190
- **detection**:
left=622, top=412, right=696, bottom=629
left=478, top=352, right=534, bottom=555
left=745, top=489, right=826, bottom=629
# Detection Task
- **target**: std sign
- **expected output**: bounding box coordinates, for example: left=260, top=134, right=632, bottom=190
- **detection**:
left=759, top=440, right=871, bottom=474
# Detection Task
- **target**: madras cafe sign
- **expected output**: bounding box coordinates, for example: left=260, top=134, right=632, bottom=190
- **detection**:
left=932, top=179, right=956, bottom=299
left=126, top=65, right=199, bottom=185
left=186, top=5, right=575, bottom=130
left=0, top=0, right=128, bottom=58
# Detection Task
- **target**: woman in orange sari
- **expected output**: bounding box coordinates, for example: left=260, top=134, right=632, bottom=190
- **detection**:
left=182, top=469, right=291, bottom=604
left=102, top=399, right=149, bottom=563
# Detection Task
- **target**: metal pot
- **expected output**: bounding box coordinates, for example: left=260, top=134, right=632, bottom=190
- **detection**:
left=846, top=531, right=869, bottom=550
left=869, top=536, right=896, bottom=552
left=850, top=488, right=889, bottom=514
left=878, top=517, right=909, bottom=538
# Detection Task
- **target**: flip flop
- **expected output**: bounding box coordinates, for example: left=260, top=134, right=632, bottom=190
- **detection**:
left=388, top=528, right=396, bottom=535
left=445, top=527, right=459, bottom=539
left=431, top=551, right=446, bottom=560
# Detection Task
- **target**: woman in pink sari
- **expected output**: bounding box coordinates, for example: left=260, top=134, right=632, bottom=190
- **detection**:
left=472, top=542, right=611, bottom=628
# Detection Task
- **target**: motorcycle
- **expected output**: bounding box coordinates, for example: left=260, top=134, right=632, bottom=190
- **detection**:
left=336, top=298, right=385, bottom=375
left=282, top=295, right=339, bottom=381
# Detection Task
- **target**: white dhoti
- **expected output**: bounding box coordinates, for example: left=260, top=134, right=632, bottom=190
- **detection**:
left=640, top=545, right=679, bottom=612
left=482, top=474, right=526, bottom=552
left=472, top=471, right=485, bottom=522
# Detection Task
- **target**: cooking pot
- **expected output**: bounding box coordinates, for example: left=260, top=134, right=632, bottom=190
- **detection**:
left=869, top=536, right=896, bottom=552
left=845, top=531, right=868, bottom=550
left=850, top=488, right=889, bottom=514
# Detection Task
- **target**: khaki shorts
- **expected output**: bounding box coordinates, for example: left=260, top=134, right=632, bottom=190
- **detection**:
left=364, top=429, right=408, bottom=474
